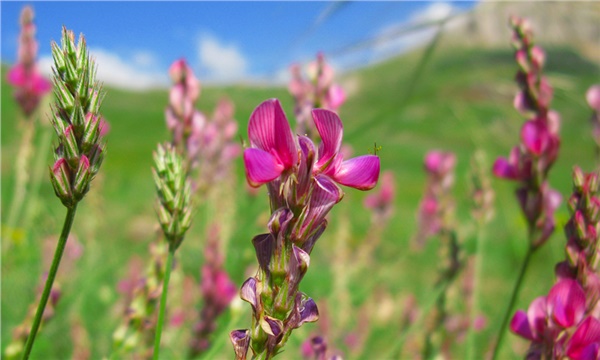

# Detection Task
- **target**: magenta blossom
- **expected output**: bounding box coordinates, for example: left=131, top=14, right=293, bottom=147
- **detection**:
left=8, top=5, right=51, bottom=116
left=511, top=279, right=600, bottom=359
left=243, top=99, right=379, bottom=191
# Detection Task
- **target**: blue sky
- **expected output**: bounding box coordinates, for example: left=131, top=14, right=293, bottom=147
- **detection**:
left=1, top=1, right=476, bottom=90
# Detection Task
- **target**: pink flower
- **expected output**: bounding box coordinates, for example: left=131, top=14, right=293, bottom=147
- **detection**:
left=7, top=6, right=51, bottom=116
left=511, top=279, right=595, bottom=358
left=424, top=150, right=456, bottom=177
left=586, top=85, right=600, bottom=112
left=243, top=99, right=380, bottom=191
left=307, top=52, right=334, bottom=91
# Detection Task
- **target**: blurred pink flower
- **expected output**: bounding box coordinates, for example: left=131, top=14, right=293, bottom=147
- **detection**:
left=8, top=6, right=51, bottom=116
left=586, top=85, right=600, bottom=112
left=511, top=279, right=600, bottom=359
left=289, top=53, right=346, bottom=138
left=364, top=171, right=395, bottom=221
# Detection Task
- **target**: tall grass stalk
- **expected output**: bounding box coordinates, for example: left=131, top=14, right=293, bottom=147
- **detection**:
left=6, top=118, right=35, bottom=241
left=152, top=249, right=174, bottom=360
left=21, top=125, right=54, bottom=237
left=22, top=204, right=78, bottom=359
left=491, top=241, right=535, bottom=360
left=380, top=278, right=451, bottom=359
left=466, top=225, right=486, bottom=360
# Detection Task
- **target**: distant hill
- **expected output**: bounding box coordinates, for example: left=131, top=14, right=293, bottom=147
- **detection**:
left=448, top=1, right=600, bottom=61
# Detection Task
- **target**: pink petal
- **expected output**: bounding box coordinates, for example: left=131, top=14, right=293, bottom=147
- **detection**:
left=243, top=148, right=284, bottom=187
left=312, top=109, right=343, bottom=170
left=548, top=279, right=586, bottom=328
left=547, top=110, right=561, bottom=135
left=333, top=155, right=380, bottom=190
left=168, top=58, right=187, bottom=82
left=527, top=296, right=548, bottom=340
left=326, top=84, right=346, bottom=110
left=510, top=310, right=535, bottom=340
left=530, top=46, right=545, bottom=69
left=248, top=99, right=297, bottom=168
left=492, top=157, right=518, bottom=179
left=566, top=317, right=600, bottom=360
left=521, top=120, right=548, bottom=155
left=543, top=188, right=562, bottom=216
left=587, top=85, right=600, bottom=112
left=425, top=151, right=444, bottom=174
left=7, top=64, right=26, bottom=86
left=31, top=72, right=52, bottom=94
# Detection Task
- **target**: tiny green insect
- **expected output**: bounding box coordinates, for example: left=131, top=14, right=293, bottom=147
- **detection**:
left=368, top=142, right=382, bottom=155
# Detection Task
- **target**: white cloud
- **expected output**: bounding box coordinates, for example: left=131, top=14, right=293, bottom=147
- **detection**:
left=369, top=2, right=460, bottom=63
left=197, top=34, right=247, bottom=83
left=132, top=50, right=158, bottom=68
left=38, top=48, right=169, bottom=91
left=412, top=2, right=455, bottom=23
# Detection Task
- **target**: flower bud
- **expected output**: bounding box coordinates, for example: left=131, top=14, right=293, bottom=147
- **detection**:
left=73, top=155, right=90, bottom=200
left=573, top=166, right=585, bottom=191
left=229, top=329, right=250, bottom=360
left=50, top=158, right=72, bottom=206
left=51, top=41, right=65, bottom=72
left=62, top=126, right=79, bottom=164
left=82, top=113, right=100, bottom=152
left=75, top=34, right=88, bottom=72
left=53, top=77, right=74, bottom=111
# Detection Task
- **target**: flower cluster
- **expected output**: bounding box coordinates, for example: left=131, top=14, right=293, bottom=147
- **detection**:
left=557, top=168, right=600, bottom=312
left=165, top=59, right=203, bottom=156
left=189, top=225, right=237, bottom=357
left=7, top=5, right=51, bottom=117
left=493, top=16, right=561, bottom=248
left=414, top=150, right=456, bottom=248
left=152, top=143, right=193, bottom=251
left=49, top=27, right=106, bottom=208
left=165, top=59, right=241, bottom=193
left=289, top=53, right=346, bottom=138
left=230, top=99, right=379, bottom=359
left=191, top=97, right=242, bottom=192
left=511, top=168, right=600, bottom=359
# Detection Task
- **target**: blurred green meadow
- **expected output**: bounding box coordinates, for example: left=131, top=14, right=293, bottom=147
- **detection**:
left=2, top=39, right=599, bottom=359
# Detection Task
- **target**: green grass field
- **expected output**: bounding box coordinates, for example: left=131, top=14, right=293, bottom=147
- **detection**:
left=2, top=41, right=599, bottom=359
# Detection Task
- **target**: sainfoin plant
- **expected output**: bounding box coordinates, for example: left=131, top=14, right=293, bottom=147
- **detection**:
left=19, top=26, right=106, bottom=359
left=491, top=16, right=562, bottom=358
left=230, top=99, right=380, bottom=359
left=510, top=167, right=600, bottom=359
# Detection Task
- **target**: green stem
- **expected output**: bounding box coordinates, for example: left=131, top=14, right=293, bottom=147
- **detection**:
left=491, top=245, right=534, bottom=360
left=22, top=204, right=78, bottom=359
left=153, top=249, right=175, bottom=360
